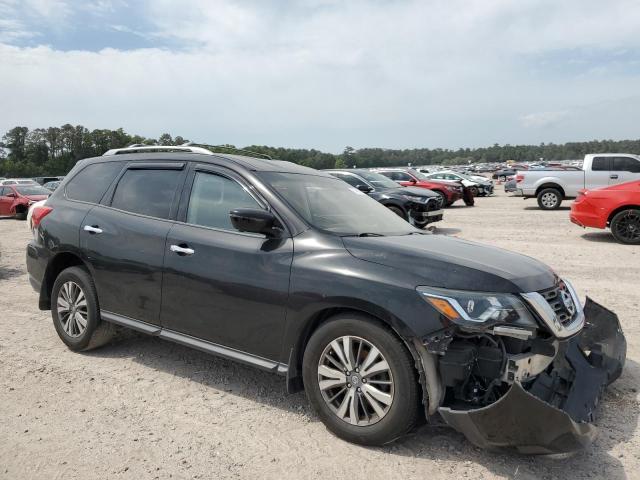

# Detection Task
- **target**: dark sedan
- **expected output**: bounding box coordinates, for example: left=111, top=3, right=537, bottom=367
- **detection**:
left=324, top=169, right=444, bottom=228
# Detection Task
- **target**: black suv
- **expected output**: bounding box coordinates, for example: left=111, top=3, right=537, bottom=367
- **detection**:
left=324, top=168, right=443, bottom=227
left=26, top=146, right=625, bottom=454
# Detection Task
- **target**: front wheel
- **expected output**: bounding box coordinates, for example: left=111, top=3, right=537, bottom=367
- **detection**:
left=302, top=314, right=421, bottom=446
left=537, top=188, right=562, bottom=210
left=610, top=209, right=640, bottom=244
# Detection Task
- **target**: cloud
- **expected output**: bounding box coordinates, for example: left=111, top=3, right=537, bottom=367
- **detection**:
left=520, top=111, right=569, bottom=128
left=1, top=0, right=640, bottom=151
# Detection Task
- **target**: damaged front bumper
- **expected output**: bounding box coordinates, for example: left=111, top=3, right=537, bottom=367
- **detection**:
left=437, top=298, right=626, bottom=454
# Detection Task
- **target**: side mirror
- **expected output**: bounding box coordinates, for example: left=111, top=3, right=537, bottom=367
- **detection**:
left=6, top=192, right=16, bottom=198
left=230, top=208, right=281, bottom=237
left=356, top=184, right=373, bottom=193
left=409, top=178, right=417, bottom=184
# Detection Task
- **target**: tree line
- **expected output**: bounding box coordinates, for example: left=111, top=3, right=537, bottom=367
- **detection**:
left=1, top=124, right=639, bottom=177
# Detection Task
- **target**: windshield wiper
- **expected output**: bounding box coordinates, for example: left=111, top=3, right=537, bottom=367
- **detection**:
left=343, top=232, right=386, bottom=237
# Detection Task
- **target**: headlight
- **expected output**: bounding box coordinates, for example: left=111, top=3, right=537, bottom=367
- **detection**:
left=417, top=286, right=537, bottom=327
left=402, top=194, right=425, bottom=203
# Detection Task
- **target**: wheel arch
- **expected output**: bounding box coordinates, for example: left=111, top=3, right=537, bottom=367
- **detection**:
left=39, top=251, right=90, bottom=310
left=607, top=204, right=640, bottom=225
left=285, top=305, right=423, bottom=394
left=535, top=183, right=565, bottom=198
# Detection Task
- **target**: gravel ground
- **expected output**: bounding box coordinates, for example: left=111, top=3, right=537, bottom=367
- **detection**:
left=1, top=190, right=638, bottom=480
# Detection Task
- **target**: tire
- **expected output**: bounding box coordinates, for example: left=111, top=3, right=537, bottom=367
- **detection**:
left=432, top=190, right=446, bottom=208
left=537, top=188, right=562, bottom=210
left=51, top=266, right=116, bottom=351
left=413, top=218, right=429, bottom=229
left=302, top=314, right=421, bottom=446
left=470, top=186, right=479, bottom=197
left=498, top=175, right=506, bottom=182
left=15, top=209, right=27, bottom=220
left=610, top=208, right=640, bottom=245
left=386, top=205, right=407, bottom=220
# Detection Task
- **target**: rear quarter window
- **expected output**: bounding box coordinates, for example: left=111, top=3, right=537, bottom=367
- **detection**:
left=66, top=161, right=124, bottom=203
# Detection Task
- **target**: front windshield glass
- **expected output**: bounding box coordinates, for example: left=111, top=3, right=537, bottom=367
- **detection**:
left=410, top=170, right=430, bottom=180
left=355, top=171, right=401, bottom=189
left=15, top=185, right=50, bottom=195
left=260, top=172, right=416, bottom=236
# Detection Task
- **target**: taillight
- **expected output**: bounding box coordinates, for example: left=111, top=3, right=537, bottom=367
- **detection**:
left=515, top=174, right=524, bottom=183
left=31, top=206, right=53, bottom=228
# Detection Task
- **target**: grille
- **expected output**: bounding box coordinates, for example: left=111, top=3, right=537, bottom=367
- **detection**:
left=426, top=197, right=441, bottom=211
left=539, top=283, right=577, bottom=326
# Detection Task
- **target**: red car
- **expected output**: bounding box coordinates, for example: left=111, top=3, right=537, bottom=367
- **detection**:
left=0, top=184, right=51, bottom=220
left=375, top=168, right=464, bottom=206
left=570, top=180, right=640, bottom=244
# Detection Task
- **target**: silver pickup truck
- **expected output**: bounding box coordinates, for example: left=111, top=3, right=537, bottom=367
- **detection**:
left=516, top=153, right=640, bottom=209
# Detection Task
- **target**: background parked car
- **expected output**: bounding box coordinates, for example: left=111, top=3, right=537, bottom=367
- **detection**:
left=504, top=176, right=518, bottom=193
left=0, top=184, right=51, bottom=219
left=325, top=169, right=444, bottom=228
left=0, top=178, right=38, bottom=186
left=34, top=176, right=64, bottom=185
left=570, top=180, right=640, bottom=244
left=43, top=180, right=61, bottom=191
left=425, top=171, right=494, bottom=196
left=516, top=154, right=640, bottom=210
left=492, top=169, right=517, bottom=181
left=373, top=168, right=464, bottom=206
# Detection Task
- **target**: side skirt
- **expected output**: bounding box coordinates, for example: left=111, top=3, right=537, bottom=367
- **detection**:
left=101, top=311, right=288, bottom=375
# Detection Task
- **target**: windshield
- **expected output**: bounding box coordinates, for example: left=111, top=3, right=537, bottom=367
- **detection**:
left=260, top=172, right=416, bottom=236
left=15, top=185, right=50, bottom=196
left=355, top=171, right=401, bottom=189
left=410, top=170, right=430, bottom=180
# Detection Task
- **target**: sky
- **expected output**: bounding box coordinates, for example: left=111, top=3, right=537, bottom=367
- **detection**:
left=1, top=0, right=640, bottom=153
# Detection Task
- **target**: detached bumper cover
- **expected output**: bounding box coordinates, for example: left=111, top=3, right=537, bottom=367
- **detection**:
left=438, top=298, right=626, bottom=454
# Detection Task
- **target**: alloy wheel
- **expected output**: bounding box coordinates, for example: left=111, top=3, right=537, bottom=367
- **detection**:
left=57, top=281, right=88, bottom=337
left=541, top=192, right=557, bottom=208
left=317, top=335, right=394, bottom=426
left=614, top=210, right=640, bottom=242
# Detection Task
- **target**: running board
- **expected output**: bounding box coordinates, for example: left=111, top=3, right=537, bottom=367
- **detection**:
left=101, top=311, right=288, bottom=374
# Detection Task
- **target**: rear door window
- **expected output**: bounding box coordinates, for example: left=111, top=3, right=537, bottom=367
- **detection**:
left=111, top=168, right=183, bottom=220
left=612, top=157, right=640, bottom=173
left=390, top=172, right=412, bottom=181
left=66, top=161, right=124, bottom=203
left=592, top=157, right=611, bottom=171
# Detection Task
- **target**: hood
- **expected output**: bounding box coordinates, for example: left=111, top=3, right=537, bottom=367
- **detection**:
left=381, top=186, right=438, bottom=198
left=343, top=234, right=555, bottom=293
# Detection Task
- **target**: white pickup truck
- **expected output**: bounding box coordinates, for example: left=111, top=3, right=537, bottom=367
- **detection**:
left=516, top=153, right=640, bottom=209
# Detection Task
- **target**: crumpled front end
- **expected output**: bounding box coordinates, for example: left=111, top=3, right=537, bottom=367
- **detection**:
left=422, top=297, right=626, bottom=454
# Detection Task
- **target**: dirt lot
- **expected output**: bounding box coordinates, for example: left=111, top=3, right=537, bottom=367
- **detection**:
left=1, top=190, right=638, bottom=480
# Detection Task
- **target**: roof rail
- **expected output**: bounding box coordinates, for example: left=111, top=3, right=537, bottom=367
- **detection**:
left=184, top=142, right=273, bottom=160
left=102, top=145, right=214, bottom=156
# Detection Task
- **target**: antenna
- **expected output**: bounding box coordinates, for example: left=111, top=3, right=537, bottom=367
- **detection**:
left=184, top=142, right=273, bottom=160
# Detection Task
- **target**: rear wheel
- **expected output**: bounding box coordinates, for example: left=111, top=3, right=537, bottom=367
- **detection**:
left=610, top=209, right=640, bottom=244
left=537, top=188, right=562, bottom=210
left=51, top=266, right=116, bottom=351
left=14, top=207, right=27, bottom=220
left=302, top=314, right=421, bottom=446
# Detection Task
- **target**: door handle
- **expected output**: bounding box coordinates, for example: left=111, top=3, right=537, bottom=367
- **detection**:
left=83, top=225, right=103, bottom=234
left=170, top=244, right=195, bottom=256
left=610, top=174, right=619, bottom=179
